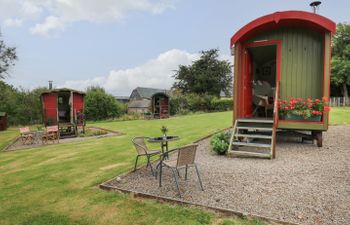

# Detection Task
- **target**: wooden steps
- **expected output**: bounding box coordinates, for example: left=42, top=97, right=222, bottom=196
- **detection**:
left=227, top=118, right=276, bottom=159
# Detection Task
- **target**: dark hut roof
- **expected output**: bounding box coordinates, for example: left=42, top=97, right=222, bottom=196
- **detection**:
left=132, top=87, right=168, bottom=99
left=128, top=99, right=150, bottom=108
left=41, top=88, right=85, bottom=95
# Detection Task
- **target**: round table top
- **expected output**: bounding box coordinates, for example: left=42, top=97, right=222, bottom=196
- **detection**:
left=148, top=135, right=179, bottom=143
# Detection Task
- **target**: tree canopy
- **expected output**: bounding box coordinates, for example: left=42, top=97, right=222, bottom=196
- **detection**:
left=84, top=86, right=123, bottom=120
left=172, top=49, right=232, bottom=96
left=0, top=32, right=17, bottom=79
left=331, top=23, right=350, bottom=99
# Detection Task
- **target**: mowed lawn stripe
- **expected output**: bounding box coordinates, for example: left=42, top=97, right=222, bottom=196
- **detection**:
left=1, top=111, right=259, bottom=225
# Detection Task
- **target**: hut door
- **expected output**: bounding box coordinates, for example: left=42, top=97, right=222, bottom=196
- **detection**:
left=243, top=50, right=253, bottom=117
left=42, top=93, right=58, bottom=125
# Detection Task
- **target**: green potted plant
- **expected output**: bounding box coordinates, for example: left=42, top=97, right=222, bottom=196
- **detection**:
left=210, top=132, right=230, bottom=155
left=278, top=97, right=330, bottom=121
left=161, top=126, right=168, bottom=139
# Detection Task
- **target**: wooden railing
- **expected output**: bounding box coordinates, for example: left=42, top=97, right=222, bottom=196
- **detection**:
left=271, top=81, right=280, bottom=159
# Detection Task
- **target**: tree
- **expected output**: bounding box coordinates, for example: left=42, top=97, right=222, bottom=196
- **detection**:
left=0, top=81, right=46, bottom=125
left=85, top=86, right=123, bottom=120
left=172, top=49, right=232, bottom=96
left=0, top=32, right=17, bottom=79
left=331, top=23, right=350, bottom=101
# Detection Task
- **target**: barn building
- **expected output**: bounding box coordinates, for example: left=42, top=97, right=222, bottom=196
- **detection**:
left=128, top=87, right=170, bottom=119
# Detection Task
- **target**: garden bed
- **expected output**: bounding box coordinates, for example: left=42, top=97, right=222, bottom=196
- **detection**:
left=101, top=125, right=350, bottom=225
left=3, top=127, right=123, bottom=152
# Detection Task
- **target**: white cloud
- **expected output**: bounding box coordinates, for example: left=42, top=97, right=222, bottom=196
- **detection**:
left=61, top=49, right=198, bottom=95
left=3, top=18, right=23, bottom=27
left=0, top=0, right=175, bottom=36
left=29, top=16, right=65, bottom=36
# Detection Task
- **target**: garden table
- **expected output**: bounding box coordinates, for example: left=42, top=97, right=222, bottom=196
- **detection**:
left=148, top=135, right=179, bottom=159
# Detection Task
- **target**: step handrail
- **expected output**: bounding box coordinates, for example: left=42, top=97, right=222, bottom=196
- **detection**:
left=271, top=81, right=280, bottom=158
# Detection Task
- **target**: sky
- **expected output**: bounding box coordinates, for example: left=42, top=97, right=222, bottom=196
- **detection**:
left=1, top=0, right=349, bottom=96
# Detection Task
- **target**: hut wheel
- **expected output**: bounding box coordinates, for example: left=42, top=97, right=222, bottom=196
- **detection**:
left=312, top=131, right=323, bottom=147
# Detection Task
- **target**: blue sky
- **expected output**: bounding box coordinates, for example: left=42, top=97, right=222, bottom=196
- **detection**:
left=1, top=0, right=349, bottom=95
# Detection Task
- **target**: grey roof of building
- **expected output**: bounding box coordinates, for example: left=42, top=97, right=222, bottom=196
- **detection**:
left=0, top=112, right=6, bottom=117
left=133, top=87, right=169, bottom=99
left=115, top=96, right=130, bottom=100
left=128, top=99, right=151, bottom=108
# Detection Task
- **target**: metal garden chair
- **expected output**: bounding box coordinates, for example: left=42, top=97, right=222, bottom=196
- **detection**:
left=158, top=144, right=204, bottom=198
left=132, top=137, right=161, bottom=176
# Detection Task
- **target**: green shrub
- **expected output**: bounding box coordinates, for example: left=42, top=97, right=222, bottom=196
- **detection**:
left=118, top=113, right=144, bottom=121
left=210, top=131, right=230, bottom=155
left=79, top=128, right=108, bottom=137
left=209, top=97, right=233, bottom=111
left=170, top=91, right=233, bottom=115
left=85, top=86, right=124, bottom=121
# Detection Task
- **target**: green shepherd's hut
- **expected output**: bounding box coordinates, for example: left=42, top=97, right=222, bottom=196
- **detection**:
left=228, top=10, right=336, bottom=159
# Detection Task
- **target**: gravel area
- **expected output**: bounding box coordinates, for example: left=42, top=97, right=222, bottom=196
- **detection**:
left=104, top=125, right=350, bottom=225
left=4, top=127, right=122, bottom=151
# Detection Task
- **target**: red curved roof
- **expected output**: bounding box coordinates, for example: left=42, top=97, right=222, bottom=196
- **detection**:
left=230, top=10, right=336, bottom=46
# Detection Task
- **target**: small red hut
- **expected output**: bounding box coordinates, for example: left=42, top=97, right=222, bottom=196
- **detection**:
left=0, top=112, right=8, bottom=131
left=41, top=88, right=85, bottom=136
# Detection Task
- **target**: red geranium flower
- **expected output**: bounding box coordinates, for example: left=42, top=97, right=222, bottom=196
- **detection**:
left=324, top=106, right=331, bottom=112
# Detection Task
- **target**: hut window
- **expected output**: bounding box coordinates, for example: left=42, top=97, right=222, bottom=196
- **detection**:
left=58, top=97, right=63, bottom=104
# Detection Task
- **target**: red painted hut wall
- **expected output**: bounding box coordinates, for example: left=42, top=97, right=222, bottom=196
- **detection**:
left=0, top=114, right=8, bottom=131
left=73, top=93, right=84, bottom=125
left=73, top=93, right=84, bottom=113
left=159, top=97, right=169, bottom=119
left=42, top=93, right=58, bottom=124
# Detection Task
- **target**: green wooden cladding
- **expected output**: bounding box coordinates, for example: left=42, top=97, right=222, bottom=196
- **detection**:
left=247, top=27, right=326, bottom=100
left=232, top=27, right=332, bottom=130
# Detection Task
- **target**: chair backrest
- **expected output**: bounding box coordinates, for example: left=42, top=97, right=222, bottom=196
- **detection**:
left=176, top=144, right=198, bottom=167
left=132, top=137, right=148, bottom=155
left=19, top=127, right=30, bottom=134
left=46, top=125, right=58, bottom=133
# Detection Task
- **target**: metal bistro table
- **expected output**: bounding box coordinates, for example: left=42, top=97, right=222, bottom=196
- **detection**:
left=148, top=135, right=180, bottom=159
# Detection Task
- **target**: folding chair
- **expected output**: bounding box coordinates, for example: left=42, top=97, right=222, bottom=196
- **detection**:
left=19, top=127, right=34, bottom=145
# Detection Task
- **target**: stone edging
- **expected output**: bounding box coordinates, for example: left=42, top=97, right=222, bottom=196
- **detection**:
left=2, top=136, right=21, bottom=151
left=99, top=181, right=298, bottom=225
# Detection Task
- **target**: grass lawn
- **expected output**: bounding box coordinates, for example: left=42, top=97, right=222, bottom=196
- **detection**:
left=329, top=107, right=350, bottom=125
left=0, top=111, right=266, bottom=225
left=0, top=128, right=18, bottom=150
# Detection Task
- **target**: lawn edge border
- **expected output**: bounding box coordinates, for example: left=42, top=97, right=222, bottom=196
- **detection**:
left=1, top=136, right=20, bottom=151
left=99, top=126, right=299, bottom=225
left=99, top=182, right=298, bottom=225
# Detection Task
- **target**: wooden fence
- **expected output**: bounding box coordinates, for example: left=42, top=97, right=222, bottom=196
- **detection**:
left=330, top=97, right=350, bottom=107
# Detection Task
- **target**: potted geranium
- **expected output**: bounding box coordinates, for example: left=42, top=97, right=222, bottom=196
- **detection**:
left=278, top=97, right=330, bottom=121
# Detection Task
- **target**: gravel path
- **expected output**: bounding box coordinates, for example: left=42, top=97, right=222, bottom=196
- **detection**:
left=105, top=125, right=350, bottom=225
left=4, top=127, right=121, bottom=151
